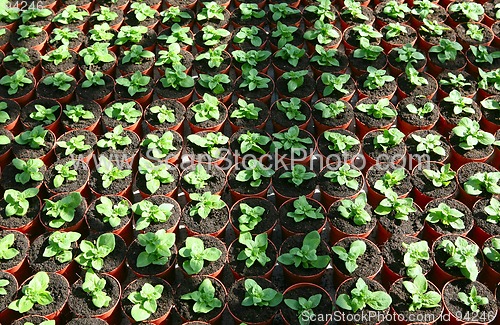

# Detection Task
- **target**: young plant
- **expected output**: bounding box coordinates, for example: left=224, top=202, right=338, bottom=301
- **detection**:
left=238, top=203, right=265, bottom=233
left=336, top=278, right=392, bottom=313
left=197, top=73, right=230, bottom=95
left=402, top=275, right=441, bottom=311
left=412, top=0, right=439, bottom=19
left=96, top=156, right=132, bottom=188
left=232, top=50, right=272, bottom=72
left=179, top=236, right=222, bottom=275
left=15, top=125, right=49, bottom=149
left=155, top=42, right=183, bottom=67
left=81, top=271, right=111, bottom=309
left=92, top=6, right=118, bottom=23
left=444, top=90, right=475, bottom=115
left=233, top=26, right=263, bottom=47
left=148, top=104, right=175, bottom=124
left=238, top=68, right=270, bottom=91
left=449, top=1, right=484, bottom=21
left=470, top=45, right=500, bottom=64
left=405, top=64, right=428, bottom=87
left=373, top=129, right=405, bottom=152
left=363, top=66, right=395, bottom=90
left=16, top=25, right=43, bottom=39
left=195, top=45, right=225, bottom=69
left=323, top=131, right=360, bottom=153
left=482, top=97, right=500, bottom=112
left=63, top=104, right=95, bottom=124
left=287, top=196, right=324, bottom=223
left=159, top=64, right=195, bottom=90
left=88, top=23, right=115, bottom=43
left=332, top=240, right=366, bottom=273
left=141, top=132, right=177, bottom=159
left=183, top=164, right=212, bottom=190
left=0, top=68, right=33, bottom=95
left=115, top=25, right=148, bottom=46
left=285, top=293, right=322, bottom=325
left=375, top=192, right=416, bottom=221
left=382, top=0, right=410, bottom=19
left=127, top=283, right=164, bottom=322
left=437, top=236, right=479, bottom=280
left=104, top=101, right=141, bottom=124
left=197, top=1, right=224, bottom=21
left=439, top=72, right=471, bottom=88
left=277, top=231, right=330, bottom=269
left=422, top=164, right=456, bottom=188
left=0, top=101, right=10, bottom=124
left=52, top=5, right=88, bottom=24
left=273, top=125, right=313, bottom=152
left=281, top=70, right=309, bottom=93
left=0, top=279, right=9, bottom=296
left=313, top=100, right=345, bottom=119
left=116, top=71, right=151, bottom=97
left=20, top=7, right=51, bottom=24
left=464, top=171, right=500, bottom=196
left=121, top=45, right=154, bottom=65
left=484, top=237, right=500, bottom=262
left=236, top=159, right=274, bottom=188
left=43, top=192, right=83, bottom=228
left=136, top=229, right=175, bottom=267
left=342, top=0, right=369, bottom=21
left=237, top=131, right=270, bottom=155
left=137, top=158, right=175, bottom=194
left=324, top=163, right=361, bottom=190
left=305, top=0, right=336, bottom=22
left=4, top=47, right=30, bottom=65
left=160, top=6, right=192, bottom=23
left=4, top=188, right=39, bottom=217
left=52, top=160, right=78, bottom=188
left=97, top=125, right=132, bottom=150
left=303, top=19, right=340, bottom=45
left=180, top=278, right=222, bottom=314
left=374, top=168, right=406, bottom=197
left=42, top=46, right=72, bottom=66
left=479, top=68, right=500, bottom=91
left=274, top=44, right=306, bottom=68
left=158, top=23, right=193, bottom=46
left=189, top=192, right=225, bottom=219
left=411, top=133, right=446, bottom=156
left=279, top=165, right=316, bottom=187
left=337, top=192, right=371, bottom=225
left=132, top=199, right=174, bottom=231
left=353, top=37, right=384, bottom=61
left=187, top=132, right=229, bottom=159
left=238, top=3, right=265, bottom=20
left=75, top=233, right=115, bottom=271
left=12, top=158, right=44, bottom=185
left=190, top=93, right=220, bottom=123
left=79, top=42, right=115, bottom=66
left=484, top=198, right=500, bottom=224
left=402, top=240, right=430, bottom=278
left=129, top=2, right=156, bottom=22
left=95, top=196, right=130, bottom=228
left=458, top=286, right=489, bottom=313
left=277, top=97, right=306, bottom=121
left=384, top=23, right=408, bottom=40
left=56, top=135, right=91, bottom=156
left=242, top=278, right=282, bottom=307
left=272, top=22, right=298, bottom=49
left=80, top=71, right=106, bottom=89
left=320, top=73, right=350, bottom=96
left=429, top=39, right=463, bottom=63
left=42, top=72, right=74, bottom=92
left=356, top=98, right=396, bottom=119
left=452, top=117, right=496, bottom=150
left=199, top=25, right=230, bottom=47
left=466, top=23, right=484, bottom=41
left=0, top=233, right=19, bottom=260
left=8, top=272, right=53, bottom=313
left=269, top=3, right=300, bottom=21
left=407, top=102, right=435, bottom=118
left=311, top=46, right=340, bottom=67
left=394, top=44, right=426, bottom=65
left=237, top=232, right=271, bottom=268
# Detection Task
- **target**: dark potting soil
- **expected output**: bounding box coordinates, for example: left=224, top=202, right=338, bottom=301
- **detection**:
left=0, top=28, right=11, bottom=48
left=366, top=164, right=413, bottom=197
left=88, top=7, right=124, bottom=28
left=450, top=133, right=494, bottom=160
left=20, top=98, right=61, bottom=129
left=281, top=285, right=333, bottom=325
left=127, top=239, right=176, bottom=276
left=9, top=29, right=47, bottom=49
left=134, top=196, right=181, bottom=234
left=88, top=167, right=132, bottom=196
left=382, top=25, right=417, bottom=46
left=0, top=128, right=13, bottom=156
left=228, top=164, right=270, bottom=196
left=378, top=203, right=424, bottom=237
left=390, top=278, right=442, bottom=323
left=228, top=238, right=277, bottom=277
left=355, top=98, right=396, bottom=129
left=357, top=75, right=397, bottom=98
left=374, top=2, right=410, bottom=24
left=174, top=276, right=226, bottom=322
left=27, top=232, right=76, bottom=273
left=411, top=4, right=447, bottom=23
left=44, top=158, right=90, bottom=193
left=37, top=76, right=77, bottom=100
left=115, top=78, right=153, bottom=101
left=135, top=162, right=180, bottom=196
left=0, top=99, right=20, bottom=128
left=439, top=95, right=481, bottom=128
left=235, top=75, right=274, bottom=100
left=0, top=196, right=40, bottom=229
left=97, top=129, right=140, bottom=160
left=272, top=166, right=317, bottom=199
left=271, top=98, right=311, bottom=130
left=140, top=129, right=183, bottom=161
left=179, top=163, right=226, bottom=195
left=429, top=51, right=467, bottom=71
left=434, top=235, right=482, bottom=277
left=117, top=52, right=155, bottom=75
left=458, top=162, right=498, bottom=190
left=419, top=26, right=456, bottom=45
left=312, top=98, right=354, bottom=129
left=50, top=27, right=85, bottom=50
left=0, top=271, right=17, bottom=312
left=0, top=72, right=35, bottom=99
left=97, top=0, right=128, bottom=8
left=483, top=236, right=500, bottom=273
left=305, top=30, right=341, bottom=50
left=484, top=0, right=500, bottom=20
left=42, top=50, right=78, bottom=74
left=310, top=50, right=350, bottom=75
left=268, top=8, right=302, bottom=27
left=348, top=52, right=387, bottom=72
left=473, top=199, right=500, bottom=239
left=316, top=75, right=356, bottom=99
left=318, top=163, right=363, bottom=198
left=186, top=101, right=227, bottom=130
left=12, top=316, right=50, bottom=325
left=335, top=277, right=389, bottom=325
left=280, top=234, right=330, bottom=276
left=425, top=198, right=473, bottom=235
left=177, top=235, right=227, bottom=276
left=230, top=197, right=278, bottom=235
left=0, top=230, right=29, bottom=271
left=405, top=130, right=450, bottom=163
left=228, top=277, right=279, bottom=323
left=154, top=78, right=193, bottom=102
left=228, top=99, right=269, bottom=129
left=160, top=8, right=194, bottom=28
left=443, top=279, right=497, bottom=322
left=328, top=198, right=376, bottom=236
left=144, top=99, right=186, bottom=130
left=68, top=274, right=120, bottom=318
left=388, top=48, right=426, bottom=72
left=362, top=131, right=407, bottom=165
left=194, top=29, right=230, bottom=51
left=3, top=48, right=41, bottom=72
left=194, top=79, right=234, bottom=101
left=340, top=5, right=375, bottom=25
left=397, top=96, right=440, bottom=128
left=182, top=201, right=229, bottom=235
left=457, top=23, right=494, bottom=46
left=382, top=235, right=434, bottom=277
left=411, top=162, right=458, bottom=199
left=80, top=233, right=126, bottom=274
left=397, top=72, right=438, bottom=98
left=12, top=128, right=54, bottom=160
left=124, top=10, right=160, bottom=28
left=279, top=198, right=326, bottom=235
left=481, top=95, right=500, bottom=125
left=332, top=237, right=382, bottom=278
left=40, top=192, right=87, bottom=231
left=55, top=130, right=97, bottom=160
left=19, top=272, right=69, bottom=317
left=122, top=277, right=173, bottom=322
left=85, top=195, right=132, bottom=233
left=276, top=74, right=315, bottom=99
left=60, top=100, right=102, bottom=131
left=78, top=51, right=116, bottom=74
left=449, top=0, right=484, bottom=24
left=231, top=8, right=267, bottom=27
left=273, top=129, right=315, bottom=160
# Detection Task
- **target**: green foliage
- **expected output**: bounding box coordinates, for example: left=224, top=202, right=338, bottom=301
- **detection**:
left=136, top=229, right=175, bottom=267
left=56, top=135, right=91, bottom=156
left=452, top=117, right=496, bottom=151
left=81, top=271, right=111, bottom=308
left=269, top=3, right=300, bottom=21
left=160, top=64, right=195, bottom=90
left=156, top=43, right=183, bottom=67
left=52, top=5, right=88, bottom=24
left=122, top=44, right=154, bottom=65
left=92, top=6, right=118, bottom=22
left=132, top=199, right=173, bottom=231
left=42, top=46, right=72, bottom=66
left=375, top=193, right=416, bottom=221
left=197, top=73, right=230, bottom=95
left=189, top=192, right=225, bottom=219
left=138, top=158, right=175, bottom=194
left=438, top=237, right=479, bottom=281
left=305, top=0, right=336, bottom=22
left=313, top=100, right=345, bottom=119
left=395, top=44, right=426, bottom=65
left=96, top=125, right=132, bottom=149
left=324, top=163, right=361, bottom=190
left=279, top=164, right=316, bottom=187
left=238, top=69, right=270, bottom=91
left=363, top=67, right=395, bottom=90
left=180, top=278, right=222, bottom=314
left=426, top=202, right=465, bottom=230
left=233, top=26, right=263, bottom=47
left=311, top=45, right=340, bottom=67
left=466, top=23, right=484, bottom=41
left=238, top=3, right=265, bottom=20
left=237, top=131, right=270, bottom=154
left=191, top=94, right=220, bottom=123
left=149, top=104, right=175, bottom=124
left=95, top=196, right=130, bottom=228
left=0, top=279, right=8, bottom=296
left=53, top=160, right=78, bottom=188
left=199, top=25, right=230, bottom=47
left=187, top=132, right=228, bottom=159
left=281, top=70, right=308, bottom=93
left=0, top=101, right=10, bottom=123
left=382, top=0, right=410, bottom=19
left=242, top=278, right=282, bottom=307
left=96, top=156, right=132, bottom=188
left=160, top=6, right=192, bottom=23
left=79, top=42, right=115, bottom=66
left=284, top=293, right=322, bottom=325
left=353, top=37, right=383, bottom=61
left=287, top=196, right=324, bottom=223
left=20, top=8, right=51, bottom=24
left=304, top=19, right=340, bottom=45
left=105, top=101, right=141, bottom=124
left=479, top=68, right=500, bottom=91
left=237, top=232, right=271, bottom=268
left=444, top=90, right=475, bottom=115
left=4, top=47, right=30, bottom=64
left=238, top=203, right=265, bottom=233
left=0, top=68, right=33, bottom=95
left=412, top=0, right=439, bottom=19
left=458, top=286, right=489, bottom=313
left=130, top=2, right=156, bottom=22
left=342, top=0, right=368, bottom=20
left=272, top=21, right=299, bottom=48
left=403, top=275, right=441, bottom=311
left=0, top=233, right=20, bottom=260
left=356, top=98, right=396, bottom=119
left=12, top=158, right=44, bottom=185
left=115, top=25, right=148, bottom=45
left=63, top=104, right=95, bottom=122
left=402, top=240, right=430, bottom=278
left=277, top=98, right=306, bottom=121
left=483, top=237, right=500, bottom=262
left=429, top=39, right=463, bottom=63
left=4, top=188, right=39, bottom=217
left=482, top=97, right=500, bottom=112
left=179, top=236, right=222, bottom=275
left=232, top=49, right=271, bottom=72
left=278, top=231, right=330, bottom=269
left=384, top=23, right=408, bottom=40
left=407, top=102, right=435, bottom=118
left=236, top=159, right=274, bottom=188
left=422, top=164, right=456, bottom=188
left=88, top=23, right=114, bottom=43
left=195, top=45, right=225, bottom=68
left=373, top=129, right=405, bottom=152
left=411, top=133, right=446, bottom=156
left=320, top=73, right=350, bottom=96
left=484, top=198, right=500, bottom=224
left=43, top=192, right=83, bottom=228
left=8, top=272, right=53, bottom=313
left=75, top=233, right=115, bottom=271
left=197, top=1, right=224, bottom=21
left=183, top=164, right=211, bottom=190
left=374, top=168, right=406, bottom=197
left=440, top=72, right=471, bottom=88
left=275, top=44, right=305, bottom=68
left=464, top=171, right=500, bottom=196
left=16, top=25, right=42, bottom=39
left=273, top=125, right=313, bottom=151
left=116, top=71, right=151, bottom=97
left=336, top=278, right=392, bottom=313
left=332, top=240, right=366, bottom=273
left=42, top=72, right=74, bottom=92
left=127, top=283, right=163, bottom=322
left=449, top=1, right=484, bottom=21
left=337, top=193, right=371, bottom=226
left=158, top=23, right=193, bottom=46
left=405, top=64, right=428, bottom=86
left=470, top=45, right=500, bottom=64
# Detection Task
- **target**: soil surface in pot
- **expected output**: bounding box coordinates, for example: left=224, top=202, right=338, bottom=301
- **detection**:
left=412, top=162, right=458, bottom=199
left=332, top=237, right=382, bottom=278
left=279, top=198, right=326, bottom=235
left=425, top=199, right=473, bottom=236
left=177, top=235, right=227, bottom=276
left=328, top=199, right=376, bottom=236
left=434, top=235, right=482, bottom=278
left=27, top=232, right=77, bottom=273
left=382, top=235, right=434, bottom=277
left=230, top=198, right=278, bottom=235
left=85, top=195, right=132, bottom=234
left=0, top=230, right=28, bottom=271
left=68, top=274, right=120, bottom=317
left=281, top=285, right=332, bottom=325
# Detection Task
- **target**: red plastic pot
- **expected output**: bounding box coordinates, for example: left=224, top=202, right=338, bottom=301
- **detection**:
left=355, top=112, right=395, bottom=140
left=187, top=102, right=228, bottom=133
left=1, top=230, right=30, bottom=283
left=479, top=237, right=500, bottom=291
left=376, top=204, right=424, bottom=244
left=229, top=198, right=278, bottom=238
left=411, top=163, right=458, bottom=208
left=128, top=239, right=177, bottom=280
left=365, top=164, right=411, bottom=208
left=0, top=196, right=43, bottom=239
left=279, top=197, right=327, bottom=239
left=280, top=283, right=332, bottom=325
left=449, top=144, right=493, bottom=171
left=228, top=238, right=277, bottom=280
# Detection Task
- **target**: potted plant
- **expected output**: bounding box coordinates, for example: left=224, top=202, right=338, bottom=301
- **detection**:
left=357, top=66, right=397, bottom=100
left=125, top=2, right=159, bottom=29
left=0, top=158, right=46, bottom=192
left=135, top=158, right=179, bottom=198
left=154, top=64, right=194, bottom=105
left=354, top=97, right=397, bottom=138
left=279, top=196, right=326, bottom=238
left=271, top=97, right=311, bottom=131
left=362, top=129, right=407, bottom=169
left=75, top=71, right=114, bottom=108
left=396, top=96, right=439, bottom=135
left=114, top=71, right=153, bottom=106
left=0, top=271, right=18, bottom=324
left=179, top=163, right=226, bottom=199
left=275, top=70, right=315, bottom=102
left=155, top=43, right=194, bottom=73
left=193, top=45, right=230, bottom=75
left=410, top=0, right=447, bottom=28
left=194, top=25, right=230, bottom=51
left=140, top=129, right=183, bottom=163
left=349, top=38, right=387, bottom=77
left=40, top=192, right=87, bottom=233
left=229, top=197, right=278, bottom=237
left=178, top=235, right=227, bottom=278
left=438, top=71, right=477, bottom=100
left=10, top=25, right=48, bottom=54
left=158, top=23, right=194, bottom=50
left=101, top=100, right=142, bottom=135
left=304, top=19, right=341, bottom=53
left=234, top=69, right=274, bottom=105
left=310, top=45, right=349, bottom=77
left=88, top=156, right=133, bottom=198
left=12, top=125, right=55, bottom=163
left=43, top=159, right=90, bottom=196
left=41, top=46, right=78, bottom=76
left=228, top=232, right=277, bottom=279
left=186, top=93, right=228, bottom=133
left=366, top=164, right=412, bottom=207
left=315, top=73, right=356, bottom=101
left=227, top=159, right=273, bottom=201
left=115, top=25, right=156, bottom=51
left=428, top=39, right=467, bottom=75
left=131, top=196, right=181, bottom=234
left=0, top=68, right=36, bottom=105
left=144, top=99, right=186, bottom=133
left=458, top=162, right=500, bottom=211
left=318, top=162, right=363, bottom=206
left=0, top=188, right=41, bottom=236
left=37, top=72, right=77, bottom=105
left=117, top=44, right=154, bottom=76
left=181, top=192, right=229, bottom=237
left=19, top=99, right=61, bottom=136
left=343, top=24, right=382, bottom=55
left=271, top=125, right=316, bottom=166
left=411, top=163, right=458, bottom=208
left=339, top=0, right=375, bottom=28
left=232, top=49, right=272, bottom=76
left=405, top=130, right=450, bottom=168
left=228, top=98, right=269, bottom=132
left=78, top=42, right=116, bottom=75
left=272, top=164, right=317, bottom=205
left=196, top=1, right=229, bottom=28
left=281, top=282, right=333, bottom=325
left=159, top=6, right=194, bottom=29
left=55, top=130, right=97, bottom=164
left=312, top=98, right=354, bottom=134
left=232, top=26, right=267, bottom=51
left=418, top=19, right=456, bottom=52
left=0, top=99, right=21, bottom=133
left=96, top=125, right=140, bottom=167
left=185, top=131, right=229, bottom=165
left=397, top=64, right=438, bottom=100
left=231, top=3, right=267, bottom=28
left=439, top=92, right=482, bottom=138
left=2, top=47, right=41, bottom=78
left=380, top=23, right=417, bottom=52
left=89, top=6, right=123, bottom=30
left=195, top=73, right=233, bottom=104
left=278, top=231, right=331, bottom=284
left=52, top=5, right=89, bottom=30
left=480, top=236, right=500, bottom=289
left=467, top=45, right=500, bottom=78
left=387, top=44, right=427, bottom=76
left=479, top=95, right=500, bottom=133
left=424, top=198, right=475, bottom=242
left=0, top=230, right=29, bottom=282
left=269, top=3, right=301, bottom=27
left=374, top=0, right=411, bottom=27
